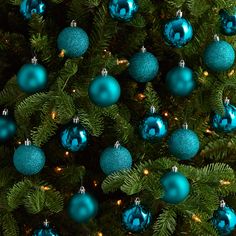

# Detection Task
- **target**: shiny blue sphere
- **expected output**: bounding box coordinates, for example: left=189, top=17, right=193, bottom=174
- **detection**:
left=163, top=17, right=193, bottom=48
left=89, top=74, right=121, bottom=107
left=57, top=27, right=89, bottom=58
left=128, top=51, right=159, bottom=83
left=220, top=9, right=236, bottom=36
left=13, top=144, right=45, bottom=175
left=161, top=171, right=190, bottom=204
left=20, top=0, right=45, bottom=19
left=17, top=63, right=47, bottom=94
left=203, top=40, right=235, bottom=72
left=33, top=225, right=59, bottom=236
left=0, top=115, right=16, bottom=142
left=109, top=0, right=139, bottom=21
left=68, top=193, right=98, bottom=223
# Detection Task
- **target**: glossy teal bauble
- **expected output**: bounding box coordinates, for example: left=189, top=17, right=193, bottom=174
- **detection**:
left=89, top=69, right=121, bottom=107
left=13, top=139, right=45, bottom=175
left=57, top=21, right=89, bottom=58
left=100, top=141, right=132, bottom=175
left=20, top=0, right=45, bottom=19
left=203, top=36, right=235, bottom=72
left=33, top=220, right=59, bottom=236
left=128, top=46, right=159, bottom=83
left=17, top=57, right=47, bottom=94
left=161, top=167, right=190, bottom=204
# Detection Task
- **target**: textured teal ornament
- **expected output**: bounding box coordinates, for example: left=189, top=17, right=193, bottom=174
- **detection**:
left=161, top=166, right=190, bottom=204
left=100, top=141, right=132, bottom=175
left=128, top=46, right=159, bottom=83
left=220, top=8, right=236, bottom=36
left=68, top=186, right=98, bottom=223
left=89, top=68, right=121, bottom=107
left=33, top=220, right=59, bottom=236
left=57, top=21, right=89, bottom=58
left=13, top=139, right=45, bottom=175
left=20, top=0, right=45, bottom=19
left=203, top=35, right=235, bottom=72
left=17, top=57, right=47, bottom=94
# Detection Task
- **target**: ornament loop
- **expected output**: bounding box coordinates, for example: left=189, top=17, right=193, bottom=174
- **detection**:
left=141, top=46, right=147, bottom=53
left=179, top=60, right=185, bottom=68
left=182, top=122, right=188, bottom=129
left=2, top=108, right=8, bottom=116
left=224, top=97, right=230, bottom=105
left=214, top=34, right=220, bottom=42
left=24, top=138, right=31, bottom=146
left=150, top=106, right=156, bottom=114
left=101, top=68, right=108, bottom=76
left=220, top=200, right=226, bottom=208
left=70, top=20, right=77, bottom=27
left=31, top=56, right=38, bottom=64
left=114, top=141, right=120, bottom=148
left=73, top=116, right=80, bottom=124
left=79, top=186, right=86, bottom=194
left=172, top=166, right=178, bottom=172
left=134, top=197, right=141, bottom=205
left=43, top=219, right=49, bottom=227
left=176, top=9, right=183, bottom=18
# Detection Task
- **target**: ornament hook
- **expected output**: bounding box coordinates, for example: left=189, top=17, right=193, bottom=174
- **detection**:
left=182, top=122, right=188, bottom=129
left=114, top=141, right=120, bottom=148
left=43, top=219, right=49, bottom=227
left=70, top=20, right=77, bottom=27
left=176, top=10, right=183, bottom=18
left=179, top=60, right=185, bottom=68
left=141, top=46, right=147, bottom=53
left=172, top=166, right=178, bottom=172
left=134, top=197, right=141, bottom=205
left=2, top=108, right=8, bottom=116
left=24, top=138, right=31, bottom=146
left=101, top=68, right=108, bottom=76
left=150, top=106, right=156, bottom=114
left=73, top=116, right=80, bottom=124
left=214, top=34, right=220, bottom=42
left=79, top=186, right=86, bottom=194
left=220, top=200, right=226, bottom=208
left=224, top=97, right=230, bottom=105
left=31, top=56, right=38, bottom=64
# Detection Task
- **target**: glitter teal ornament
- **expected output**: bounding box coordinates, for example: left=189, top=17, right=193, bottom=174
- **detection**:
left=89, top=68, right=121, bottom=107
left=17, top=57, right=47, bottom=94
left=212, top=200, right=236, bottom=235
left=128, top=46, right=159, bottom=83
left=68, top=186, right=98, bottom=223
left=109, top=0, right=139, bottom=22
left=203, top=35, right=235, bottom=72
left=161, top=166, right=190, bottom=204
left=122, top=198, right=151, bottom=233
left=220, top=8, right=236, bottom=36
left=166, top=60, right=195, bottom=96
left=100, top=141, right=132, bottom=175
left=13, top=139, right=46, bottom=175
left=60, top=117, right=88, bottom=152
left=33, top=220, right=59, bottom=236
left=163, top=10, right=193, bottom=48
left=57, top=20, right=89, bottom=58
left=20, top=0, right=45, bottom=19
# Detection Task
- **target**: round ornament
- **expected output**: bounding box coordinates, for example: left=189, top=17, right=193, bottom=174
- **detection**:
left=161, top=166, right=190, bottom=204
left=100, top=141, right=132, bottom=175
left=68, top=186, right=98, bottom=223
left=13, top=139, right=45, bottom=175
left=0, top=109, right=16, bottom=142
left=122, top=198, right=151, bottom=233
left=168, top=123, right=200, bottom=160
left=57, top=20, right=89, bottom=58
left=166, top=60, right=195, bottom=96
left=88, top=68, right=121, bottom=107
left=212, top=200, right=236, bottom=235
left=203, top=35, right=235, bottom=72
left=220, top=8, right=236, bottom=36
left=139, top=106, right=168, bottom=142
left=20, top=0, right=45, bottom=19
left=60, top=117, right=88, bottom=152
left=33, top=220, right=59, bottom=236
left=128, top=46, right=159, bottom=83
left=163, top=10, right=193, bottom=48
left=109, top=0, right=139, bottom=22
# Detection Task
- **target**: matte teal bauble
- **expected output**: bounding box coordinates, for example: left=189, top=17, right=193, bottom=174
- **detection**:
left=20, top=0, right=45, bottom=19
left=89, top=69, right=121, bottom=107
left=128, top=46, right=159, bottom=83
left=57, top=21, right=89, bottom=58
left=13, top=139, right=45, bottom=175
left=100, top=141, right=132, bottom=175
left=161, top=166, right=190, bottom=204
left=203, top=35, right=235, bottom=72
left=33, top=220, right=59, bottom=236
left=17, top=57, right=47, bottom=94
left=220, top=8, right=236, bottom=36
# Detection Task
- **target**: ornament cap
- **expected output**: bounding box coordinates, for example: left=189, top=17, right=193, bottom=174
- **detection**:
left=224, top=97, right=230, bottom=105
left=150, top=106, right=156, bottom=114
left=134, top=197, right=141, bottom=205
left=73, top=116, right=80, bottom=124
left=176, top=9, right=183, bottom=18
left=214, top=34, right=220, bottom=42
left=220, top=200, right=226, bottom=208
left=172, top=166, right=178, bottom=172
left=43, top=219, right=49, bottom=227
left=182, top=122, right=188, bottom=129
left=179, top=60, right=185, bottom=68
left=79, top=186, right=86, bottom=194
left=101, top=68, right=108, bottom=76
left=70, top=20, right=77, bottom=27
left=114, top=141, right=121, bottom=149
left=141, top=46, right=147, bottom=53
left=31, top=56, right=38, bottom=64
left=2, top=108, right=8, bottom=116
left=24, top=138, right=31, bottom=146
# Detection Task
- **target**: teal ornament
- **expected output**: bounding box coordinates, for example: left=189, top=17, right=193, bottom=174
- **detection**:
left=163, top=10, right=193, bottom=48
left=166, top=60, right=195, bottom=96
left=60, top=117, right=88, bottom=152
left=89, top=68, right=121, bottom=107
left=220, top=8, right=236, bottom=36
left=68, top=186, right=98, bottom=223
left=139, top=106, right=168, bottom=142
left=100, top=141, right=132, bottom=175
left=33, top=220, right=59, bottom=236
left=128, top=46, right=159, bottom=83
left=203, top=35, right=235, bottom=72
left=109, top=0, right=139, bottom=21
left=122, top=198, right=151, bottom=233
left=13, top=139, right=45, bottom=175
left=161, top=166, right=190, bottom=204
left=212, top=200, right=236, bottom=235
left=17, top=57, right=47, bottom=94
left=57, top=21, right=89, bottom=58
left=20, top=0, right=45, bottom=19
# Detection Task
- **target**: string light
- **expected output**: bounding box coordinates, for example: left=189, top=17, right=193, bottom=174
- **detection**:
left=97, top=232, right=103, bottom=236
left=51, top=111, right=57, bottom=120
left=143, top=169, right=149, bottom=175
left=54, top=166, right=63, bottom=173
left=93, top=180, right=98, bottom=187
left=117, top=58, right=129, bottom=66
left=116, top=199, right=122, bottom=206
left=17, top=141, right=22, bottom=145
left=163, top=111, right=169, bottom=117
left=203, top=71, right=209, bottom=77
left=192, top=214, right=202, bottom=223
left=205, top=129, right=213, bottom=134
left=137, top=93, right=146, bottom=101
left=228, top=69, right=235, bottom=77
left=65, top=151, right=70, bottom=157
left=174, top=117, right=178, bottom=120
left=72, top=89, right=76, bottom=93
left=220, top=180, right=231, bottom=185
left=41, top=186, right=51, bottom=191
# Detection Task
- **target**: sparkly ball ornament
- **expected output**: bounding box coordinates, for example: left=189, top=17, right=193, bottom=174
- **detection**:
left=139, top=106, right=168, bottom=142
left=17, top=57, right=47, bottom=94
left=212, top=200, right=236, bottom=235
left=68, top=186, right=98, bottom=223
left=109, top=0, right=139, bottom=22
left=100, top=141, right=132, bottom=175
left=33, top=220, right=59, bottom=236
left=122, top=198, right=151, bottom=233
left=168, top=123, right=200, bottom=160
left=60, top=117, right=88, bottom=152
left=20, top=0, right=45, bottom=19
left=13, top=139, right=46, bottom=175
left=163, top=10, right=193, bottom=48
left=128, top=46, right=159, bottom=83
left=57, top=20, right=89, bottom=58
left=220, top=8, right=236, bottom=36
left=88, top=68, right=121, bottom=107
left=161, top=166, right=190, bottom=204
left=203, top=35, right=235, bottom=72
